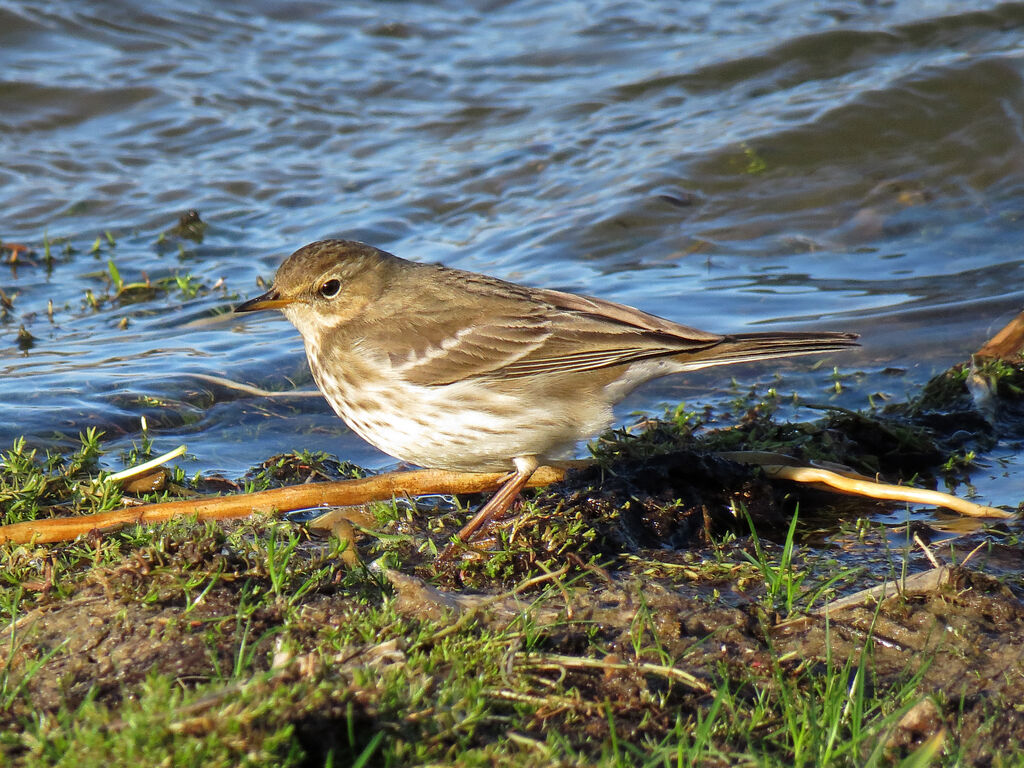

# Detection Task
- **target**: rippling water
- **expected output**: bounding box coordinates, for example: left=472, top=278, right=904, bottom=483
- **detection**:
left=3, top=1, right=1024, bottom=506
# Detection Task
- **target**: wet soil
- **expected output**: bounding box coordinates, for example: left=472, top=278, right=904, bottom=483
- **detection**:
left=3, top=359, right=1024, bottom=764
left=5, top=531, right=1023, bottom=766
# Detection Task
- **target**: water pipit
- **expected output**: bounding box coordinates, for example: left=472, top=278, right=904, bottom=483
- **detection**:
left=236, top=240, right=857, bottom=543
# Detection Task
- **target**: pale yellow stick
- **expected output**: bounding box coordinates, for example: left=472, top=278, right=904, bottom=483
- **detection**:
left=761, top=464, right=1012, bottom=519
left=105, top=444, right=187, bottom=484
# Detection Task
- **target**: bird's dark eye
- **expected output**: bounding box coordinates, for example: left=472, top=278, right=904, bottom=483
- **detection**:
left=318, top=279, right=342, bottom=298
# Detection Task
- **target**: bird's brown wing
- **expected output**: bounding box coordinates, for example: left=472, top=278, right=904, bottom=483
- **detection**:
left=494, top=289, right=725, bottom=380
left=377, top=301, right=553, bottom=385
left=371, top=271, right=723, bottom=387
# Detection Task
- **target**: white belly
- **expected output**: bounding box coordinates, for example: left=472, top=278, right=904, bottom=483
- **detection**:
left=310, top=357, right=610, bottom=472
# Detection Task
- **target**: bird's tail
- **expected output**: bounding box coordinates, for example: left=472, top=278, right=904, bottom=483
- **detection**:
left=674, top=331, right=859, bottom=371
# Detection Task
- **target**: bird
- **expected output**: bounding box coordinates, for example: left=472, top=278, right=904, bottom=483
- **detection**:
left=235, top=239, right=858, bottom=543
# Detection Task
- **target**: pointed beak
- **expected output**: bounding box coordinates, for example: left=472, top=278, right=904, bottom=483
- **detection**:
left=235, top=288, right=294, bottom=313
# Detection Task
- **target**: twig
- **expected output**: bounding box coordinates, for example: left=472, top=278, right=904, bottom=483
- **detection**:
left=814, top=567, right=951, bottom=616
left=914, top=533, right=941, bottom=570
left=770, top=464, right=1011, bottom=518
left=4, top=442, right=1011, bottom=547
left=722, top=452, right=1012, bottom=519
left=104, top=445, right=187, bottom=485
left=516, top=652, right=709, bottom=693
left=975, top=308, right=1024, bottom=361
left=0, top=466, right=567, bottom=546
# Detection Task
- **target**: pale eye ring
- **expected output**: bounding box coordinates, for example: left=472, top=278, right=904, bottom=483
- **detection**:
left=318, top=279, right=342, bottom=298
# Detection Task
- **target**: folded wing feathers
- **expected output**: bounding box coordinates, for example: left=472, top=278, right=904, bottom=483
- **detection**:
left=670, top=332, right=859, bottom=371
left=394, top=276, right=858, bottom=386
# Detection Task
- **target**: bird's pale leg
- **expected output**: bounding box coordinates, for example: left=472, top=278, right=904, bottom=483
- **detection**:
left=455, top=455, right=539, bottom=542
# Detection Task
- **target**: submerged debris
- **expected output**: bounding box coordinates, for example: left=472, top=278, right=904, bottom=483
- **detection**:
left=167, top=209, right=208, bottom=242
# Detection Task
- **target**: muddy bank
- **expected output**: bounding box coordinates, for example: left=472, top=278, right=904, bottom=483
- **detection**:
left=2, top=348, right=1024, bottom=764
